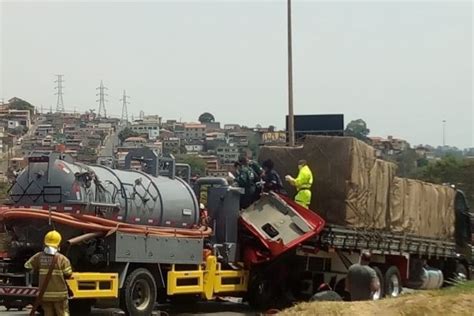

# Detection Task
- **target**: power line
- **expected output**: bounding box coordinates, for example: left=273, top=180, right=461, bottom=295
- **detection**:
left=96, top=80, right=108, bottom=118
left=54, top=74, right=65, bottom=113
left=120, top=90, right=130, bottom=126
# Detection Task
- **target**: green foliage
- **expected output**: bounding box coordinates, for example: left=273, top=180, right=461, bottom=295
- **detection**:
left=0, top=182, right=9, bottom=202
left=8, top=98, right=35, bottom=116
left=248, top=133, right=260, bottom=158
left=345, top=119, right=370, bottom=142
left=198, top=112, right=215, bottom=123
left=175, top=154, right=206, bottom=176
left=414, top=156, right=474, bottom=206
left=391, top=148, right=418, bottom=177
left=118, top=127, right=139, bottom=144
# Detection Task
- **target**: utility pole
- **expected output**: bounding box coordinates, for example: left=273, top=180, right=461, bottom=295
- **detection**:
left=442, top=120, right=446, bottom=147
left=287, top=0, right=295, bottom=147
left=120, top=90, right=130, bottom=126
left=54, top=74, right=65, bottom=113
left=96, top=80, right=108, bottom=118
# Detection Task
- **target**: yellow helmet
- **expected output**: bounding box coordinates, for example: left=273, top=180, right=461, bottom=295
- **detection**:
left=44, top=230, right=62, bottom=248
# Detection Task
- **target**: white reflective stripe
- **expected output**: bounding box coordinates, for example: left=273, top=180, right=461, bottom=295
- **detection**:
left=148, top=219, right=153, bottom=224
left=135, top=218, right=140, bottom=222
left=165, top=221, right=171, bottom=225
left=31, top=206, right=43, bottom=210
left=64, top=206, right=72, bottom=211
left=117, top=216, right=123, bottom=220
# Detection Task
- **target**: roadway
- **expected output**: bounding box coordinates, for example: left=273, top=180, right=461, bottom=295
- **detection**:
left=99, top=132, right=119, bottom=158
left=0, top=301, right=256, bottom=315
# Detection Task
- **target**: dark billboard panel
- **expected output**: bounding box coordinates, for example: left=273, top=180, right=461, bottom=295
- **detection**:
left=286, top=114, right=344, bottom=141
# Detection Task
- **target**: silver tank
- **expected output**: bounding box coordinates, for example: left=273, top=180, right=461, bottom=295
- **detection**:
left=9, top=155, right=199, bottom=228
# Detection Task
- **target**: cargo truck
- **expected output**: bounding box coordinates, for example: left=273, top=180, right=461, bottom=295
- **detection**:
left=0, top=140, right=471, bottom=315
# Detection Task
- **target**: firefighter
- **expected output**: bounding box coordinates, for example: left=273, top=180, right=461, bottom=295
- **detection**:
left=261, top=159, right=284, bottom=194
left=285, top=159, right=313, bottom=208
left=25, top=230, right=72, bottom=316
left=234, top=161, right=256, bottom=209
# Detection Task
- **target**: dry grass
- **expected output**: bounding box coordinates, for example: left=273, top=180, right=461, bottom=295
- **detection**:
left=279, top=282, right=474, bottom=316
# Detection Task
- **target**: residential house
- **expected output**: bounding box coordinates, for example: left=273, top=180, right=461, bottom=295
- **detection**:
left=224, top=124, right=240, bottom=130
left=216, top=145, right=240, bottom=166
left=36, top=124, right=55, bottom=137
left=185, top=141, right=204, bottom=154
left=162, top=138, right=181, bottom=154
left=184, top=123, right=206, bottom=141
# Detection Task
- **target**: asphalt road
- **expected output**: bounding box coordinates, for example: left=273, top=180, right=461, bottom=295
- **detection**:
left=0, top=301, right=257, bottom=316
left=99, top=132, right=118, bottom=158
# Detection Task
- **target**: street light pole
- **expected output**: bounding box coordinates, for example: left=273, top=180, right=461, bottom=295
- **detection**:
left=287, top=0, right=295, bottom=147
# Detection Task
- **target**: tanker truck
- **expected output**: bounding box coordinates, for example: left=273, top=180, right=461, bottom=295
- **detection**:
left=0, top=140, right=472, bottom=314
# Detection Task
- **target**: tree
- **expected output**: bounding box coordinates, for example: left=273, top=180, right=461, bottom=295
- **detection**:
left=344, top=119, right=370, bottom=142
left=8, top=98, right=35, bottom=116
left=176, top=154, right=206, bottom=176
left=413, top=156, right=474, bottom=206
left=392, top=148, right=418, bottom=177
left=118, top=127, right=139, bottom=144
left=198, top=112, right=215, bottom=124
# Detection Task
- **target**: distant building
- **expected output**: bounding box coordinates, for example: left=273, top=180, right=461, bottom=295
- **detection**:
left=0, top=127, right=4, bottom=152
left=123, top=136, right=147, bottom=147
left=184, top=123, right=206, bottom=141
left=185, top=142, right=204, bottom=154
left=216, top=145, right=239, bottom=166
left=369, top=135, right=410, bottom=158
left=36, top=124, right=55, bottom=137
left=203, top=121, right=221, bottom=131
left=224, top=124, right=240, bottom=130
left=262, top=131, right=286, bottom=145
left=130, top=121, right=160, bottom=140
left=162, top=137, right=181, bottom=154
left=7, top=120, right=20, bottom=129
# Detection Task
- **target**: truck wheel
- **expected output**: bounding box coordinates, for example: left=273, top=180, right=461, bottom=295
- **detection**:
left=371, top=266, right=384, bottom=300
left=384, top=266, right=402, bottom=298
left=247, top=278, right=275, bottom=310
left=121, top=268, right=157, bottom=316
left=70, top=299, right=94, bottom=315
left=455, top=263, right=468, bottom=281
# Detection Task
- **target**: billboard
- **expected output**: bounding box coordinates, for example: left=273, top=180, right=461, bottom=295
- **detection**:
left=286, top=114, right=344, bottom=141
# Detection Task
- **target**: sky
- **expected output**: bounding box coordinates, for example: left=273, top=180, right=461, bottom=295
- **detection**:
left=1, top=0, right=473, bottom=148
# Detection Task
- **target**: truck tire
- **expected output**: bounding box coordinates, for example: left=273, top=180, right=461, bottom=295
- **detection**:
left=247, top=277, right=275, bottom=310
left=120, top=268, right=157, bottom=316
left=371, top=266, right=384, bottom=300
left=70, top=299, right=94, bottom=315
left=455, top=262, right=469, bottom=281
left=384, top=266, right=402, bottom=298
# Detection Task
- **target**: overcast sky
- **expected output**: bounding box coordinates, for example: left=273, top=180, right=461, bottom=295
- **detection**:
left=1, top=0, right=472, bottom=148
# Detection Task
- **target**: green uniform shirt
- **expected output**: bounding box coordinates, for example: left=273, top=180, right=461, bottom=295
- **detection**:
left=25, top=251, right=72, bottom=301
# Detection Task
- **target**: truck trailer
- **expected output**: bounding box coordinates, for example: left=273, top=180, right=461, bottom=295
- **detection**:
left=0, top=141, right=471, bottom=315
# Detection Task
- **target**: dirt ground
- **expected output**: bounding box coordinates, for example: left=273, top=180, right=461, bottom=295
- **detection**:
left=280, top=282, right=474, bottom=316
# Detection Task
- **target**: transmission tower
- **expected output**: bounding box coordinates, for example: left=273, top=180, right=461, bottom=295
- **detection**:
left=96, top=80, right=108, bottom=118
left=54, top=74, right=65, bottom=113
left=120, top=90, right=130, bottom=125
